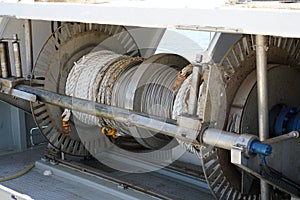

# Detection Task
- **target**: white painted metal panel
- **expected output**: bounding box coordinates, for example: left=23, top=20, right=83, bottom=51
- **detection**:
left=0, top=185, right=34, bottom=200
left=0, top=1, right=300, bottom=37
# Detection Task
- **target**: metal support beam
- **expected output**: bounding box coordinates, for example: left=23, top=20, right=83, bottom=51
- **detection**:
left=24, top=19, right=32, bottom=79
left=188, top=55, right=202, bottom=115
left=10, top=106, right=27, bottom=151
left=256, top=34, right=270, bottom=200
left=2, top=2, right=300, bottom=38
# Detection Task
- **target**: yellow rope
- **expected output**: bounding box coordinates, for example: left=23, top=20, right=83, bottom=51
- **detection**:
left=0, top=163, right=35, bottom=182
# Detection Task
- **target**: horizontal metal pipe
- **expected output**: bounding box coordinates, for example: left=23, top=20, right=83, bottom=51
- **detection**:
left=201, top=128, right=256, bottom=151
left=202, top=128, right=240, bottom=150
left=15, top=84, right=200, bottom=146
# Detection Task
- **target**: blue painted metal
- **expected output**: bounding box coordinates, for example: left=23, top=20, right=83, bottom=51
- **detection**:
left=274, top=107, right=297, bottom=136
left=249, top=139, right=272, bottom=157
left=287, top=112, right=300, bottom=132
left=269, top=104, right=284, bottom=136
left=270, top=105, right=300, bottom=136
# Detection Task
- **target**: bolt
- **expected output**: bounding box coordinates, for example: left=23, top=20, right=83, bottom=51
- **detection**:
left=118, top=184, right=128, bottom=190
left=41, top=157, right=49, bottom=162
left=50, top=159, right=58, bottom=165
left=289, top=109, right=296, bottom=114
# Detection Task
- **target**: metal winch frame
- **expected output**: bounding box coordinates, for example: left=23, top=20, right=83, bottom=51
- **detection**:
left=12, top=56, right=300, bottom=198
left=0, top=6, right=300, bottom=199
left=8, top=42, right=300, bottom=199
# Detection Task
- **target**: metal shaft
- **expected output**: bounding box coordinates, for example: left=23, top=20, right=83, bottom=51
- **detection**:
left=256, top=35, right=270, bottom=200
left=202, top=128, right=254, bottom=150
left=0, top=43, right=8, bottom=78
left=188, top=61, right=202, bottom=115
left=13, top=35, right=22, bottom=78
left=15, top=84, right=199, bottom=146
left=24, top=20, right=33, bottom=79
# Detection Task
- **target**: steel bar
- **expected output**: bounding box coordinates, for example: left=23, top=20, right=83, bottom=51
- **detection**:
left=256, top=34, right=270, bottom=200
left=1, top=86, right=36, bottom=102
left=0, top=42, right=8, bottom=78
left=13, top=35, right=22, bottom=78
left=15, top=84, right=200, bottom=146
left=265, top=131, right=299, bottom=144
left=24, top=19, right=32, bottom=79
left=188, top=59, right=202, bottom=115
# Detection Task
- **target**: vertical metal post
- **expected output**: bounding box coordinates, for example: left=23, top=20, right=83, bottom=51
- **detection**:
left=188, top=54, right=202, bottom=115
left=10, top=106, right=27, bottom=151
left=13, top=34, right=22, bottom=78
left=256, top=35, right=270, bottom=200
left=24, top=19, right=33, bottom=79
left=0, top=42, right=8, bottom=78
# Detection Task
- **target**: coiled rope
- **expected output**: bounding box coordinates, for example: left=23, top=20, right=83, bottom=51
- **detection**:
left=64, top=50, right=201, bottom=154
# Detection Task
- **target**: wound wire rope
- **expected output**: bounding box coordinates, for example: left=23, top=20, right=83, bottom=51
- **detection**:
left=65, top=50, right=201, bottom=153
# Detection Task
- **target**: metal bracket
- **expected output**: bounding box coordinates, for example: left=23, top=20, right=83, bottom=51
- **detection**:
left=0, top=77, right=25, bottom=88
left=231, top=145, right=247, bottom=165
left=197, top=64, right=210, bottom=121
left=0, top=78, right=36, bottom=102
left=177, top=114, right=202, bottom=140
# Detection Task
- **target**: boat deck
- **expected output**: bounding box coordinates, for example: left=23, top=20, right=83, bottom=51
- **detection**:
left=0, top=146, right=213, bottom=200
